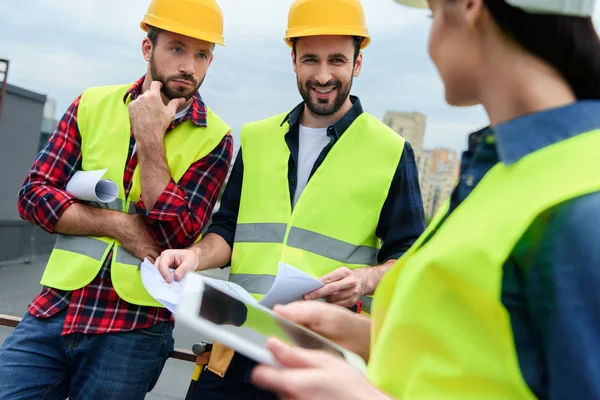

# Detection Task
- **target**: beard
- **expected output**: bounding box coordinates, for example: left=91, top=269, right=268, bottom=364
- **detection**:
left=297, top=77, right=352, bottom=116
left=149, top=55, right=203, bottom=101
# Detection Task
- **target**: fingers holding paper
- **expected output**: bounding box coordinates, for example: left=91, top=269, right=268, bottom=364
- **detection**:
left=155, top=249, right=199, bottom=283
left=303, top=266, right=366, bottom=307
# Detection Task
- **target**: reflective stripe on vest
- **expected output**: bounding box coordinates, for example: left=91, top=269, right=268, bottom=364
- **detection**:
left=53, top=235, right=141, bottom=266
left=234, top=223, right=378, bottom=266
left=231, top=112, right=404, bottom=314
left=53, top=235, right=108, bottom=261
left=368, top=129, right=600, bottom=399
left=40, top=83, right=231, bottom=306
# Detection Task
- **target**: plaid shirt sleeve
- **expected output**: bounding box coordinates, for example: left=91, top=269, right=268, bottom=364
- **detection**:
left=17, top=96, right=82, bottom=233
left=137, top=134, right=234, bottom=249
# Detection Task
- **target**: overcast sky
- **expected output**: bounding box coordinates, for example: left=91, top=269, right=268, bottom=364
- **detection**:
left=1, top=0, right=599, bottom=152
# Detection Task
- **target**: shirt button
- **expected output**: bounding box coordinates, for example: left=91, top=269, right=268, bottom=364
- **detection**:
left=464, top=175, right=475, bottom=187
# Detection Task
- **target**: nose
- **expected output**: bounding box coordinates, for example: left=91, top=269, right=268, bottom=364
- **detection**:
left=314, top=62, right=333, bottom=86
left=179, top=54, right=195, bottom=77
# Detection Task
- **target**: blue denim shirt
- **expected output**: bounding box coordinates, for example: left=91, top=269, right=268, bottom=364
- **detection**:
left=207, top=96, right=426, bottom=265
left=449, top=101, right=600, bottom=399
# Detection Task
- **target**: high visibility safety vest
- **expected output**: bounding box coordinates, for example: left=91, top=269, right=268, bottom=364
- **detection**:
left=40, top=84, right=230, bottom=307
left=230, top=111, right=405, bottom=315
left=368, top=128, right=600, bottom=399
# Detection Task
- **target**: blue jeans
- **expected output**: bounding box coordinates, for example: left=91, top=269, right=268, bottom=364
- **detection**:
left=0, top=308, right=173, bottom=399
left=186, top=352, right=277, bottom=400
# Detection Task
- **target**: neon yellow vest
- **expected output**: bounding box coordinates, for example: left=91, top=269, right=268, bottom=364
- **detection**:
left=40, top=84, right=230, bottom=307
left=230, top=112, right=405, bottom=313
left=368, top=129, right=600, bottom=399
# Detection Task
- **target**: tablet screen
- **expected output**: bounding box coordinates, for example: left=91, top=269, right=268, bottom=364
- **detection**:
left=199, top=281, right=344, bottom=357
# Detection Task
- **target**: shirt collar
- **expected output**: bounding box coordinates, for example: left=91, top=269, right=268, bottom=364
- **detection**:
left=123, top=75, right=208, bottom=127
left=280, top=95, right=364, bottom=138
left=492, top=100, right=600, bottom=164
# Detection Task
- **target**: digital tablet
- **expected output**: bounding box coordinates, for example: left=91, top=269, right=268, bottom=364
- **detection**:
left=175, top=273, right=367, bottom=373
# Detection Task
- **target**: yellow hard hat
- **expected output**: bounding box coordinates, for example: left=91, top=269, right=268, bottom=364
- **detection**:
left=285, top=0, right=371, bottom=50
left=141, top=0, right=225, bottom=46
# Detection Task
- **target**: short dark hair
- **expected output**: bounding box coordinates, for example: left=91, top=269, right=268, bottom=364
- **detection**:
left=484, top=0, right=600, bottom=99
left=292, top=36, right=364, bottom=64
left=146, top=25, right=164, bottom=46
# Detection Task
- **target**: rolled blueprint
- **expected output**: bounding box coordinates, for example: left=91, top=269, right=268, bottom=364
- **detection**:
left=65, top=169, right=118, bottom=203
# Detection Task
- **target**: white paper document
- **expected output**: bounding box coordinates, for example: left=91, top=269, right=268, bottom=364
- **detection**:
left=140, top=259, right=186, bottom=313
left=140, top=259, right=324, bottom=312
left=258, top=262, right=324, bottom=308
left=200, top=275, right=259, bottom=305
left=65, top=169, right=119, bottom=203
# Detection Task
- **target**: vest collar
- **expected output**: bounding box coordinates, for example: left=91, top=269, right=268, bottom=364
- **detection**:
left=492, top=100, right=600, bottom=165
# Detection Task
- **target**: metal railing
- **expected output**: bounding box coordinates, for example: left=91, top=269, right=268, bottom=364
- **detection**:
left=0, top=313, right=195, bottom=362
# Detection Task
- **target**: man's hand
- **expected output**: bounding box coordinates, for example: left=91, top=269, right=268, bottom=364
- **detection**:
left=155, top=248, right=200, bottom=283
left=303, top=267, right=366, bottom=307
left=128, top=81, right=185, bottom=145
left=251, top=339, right=390, bottom=400
left=114, top=214, right=161, bottom=262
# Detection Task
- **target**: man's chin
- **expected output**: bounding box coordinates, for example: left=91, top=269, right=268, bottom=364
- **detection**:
left=164, top=90, right=195, bottom=101
left=307, top=101, right=337, bottom=116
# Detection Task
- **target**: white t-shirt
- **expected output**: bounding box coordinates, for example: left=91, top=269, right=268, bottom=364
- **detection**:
left=293, top=125, right=330, bottom=207
left=174, top=103, right=191, bottom=120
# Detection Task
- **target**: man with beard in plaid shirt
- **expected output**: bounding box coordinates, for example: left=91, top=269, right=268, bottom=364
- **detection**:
left=0, top=0, right=232, bottom=398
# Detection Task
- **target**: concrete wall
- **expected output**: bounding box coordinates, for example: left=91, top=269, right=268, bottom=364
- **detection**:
left=0, top=221, right=55, bottom=266
left=0, top=84, right=51, bottom=263
left=0, top=84, right=46, bottom=222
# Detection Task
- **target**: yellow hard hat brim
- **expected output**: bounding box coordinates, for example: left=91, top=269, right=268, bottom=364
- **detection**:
left=284, top=30, right=371, bottom=50
left=141, top=18, right=225, bottom=46
left=393, top=0, right=429, bottom=9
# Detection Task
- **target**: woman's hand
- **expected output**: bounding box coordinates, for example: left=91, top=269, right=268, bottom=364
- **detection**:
left=274, top=301, right=372, bottom=361
left=252, top=339, right=390, bottom=400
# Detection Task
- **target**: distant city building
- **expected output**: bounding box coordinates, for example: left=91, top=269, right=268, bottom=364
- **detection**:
left=382, top=111, right=426, bottom=154
left=417, top=148, right=460, bottom=220
left=384, top=111, right=460, bottom=221
left=43, top=97, right=56, bottom=120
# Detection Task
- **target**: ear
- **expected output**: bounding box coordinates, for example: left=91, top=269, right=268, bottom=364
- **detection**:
left=142, top=37, right=153, bottom=62
left=463, top=0, right=484, bottom=27
left=291, top=50, right=297, bottom=74
left=353, top=52, right=363, bottom=78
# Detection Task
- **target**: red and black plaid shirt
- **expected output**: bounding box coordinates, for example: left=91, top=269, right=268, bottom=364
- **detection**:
left=18, top=76, right=233, bottom=335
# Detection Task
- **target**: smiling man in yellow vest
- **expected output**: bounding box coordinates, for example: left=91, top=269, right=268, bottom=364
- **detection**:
left=156, top=0, right=426, bottom=399
left=0, top=1, right=232, bottom=399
